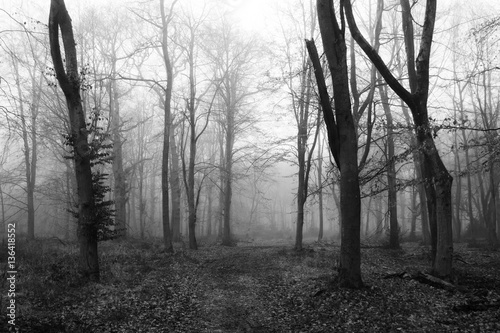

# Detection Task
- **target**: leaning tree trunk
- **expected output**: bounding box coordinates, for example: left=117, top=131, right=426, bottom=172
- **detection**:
left=49, top=0, right=99, bottom=281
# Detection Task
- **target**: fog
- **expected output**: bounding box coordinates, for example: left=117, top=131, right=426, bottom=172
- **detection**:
left=0, top=0, right=499, bottom=247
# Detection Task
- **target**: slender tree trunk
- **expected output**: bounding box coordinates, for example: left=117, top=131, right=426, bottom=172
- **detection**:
left=365, top=196, right=372, bottom=237
left=218, top=149, right=225, bottom=239
left=222, top=107, right=234, bottom=246
left=187, top=109, right=198, bottom=249
left=409, top=185, right=417, bottom=240
left=49, top=0, right=98, bottom=281
left=317, top=131, right=324, bottom=242
left=13, top=59, right=37, bottom=241
left=149, top=166, right=157, bottom=234
left=160, top=0, right=175, bottom=252
left=138, top=161, right=146, bottom=239
left=293, top=57, right=315, bottom=251
left=170, top=127, right=182, bottom=242
left=295, top=160, right=305, bottom=250
left=488, top=156, right=498, bottom=246
left=379, top=82, right=399, bottom=248
left=109, top=78, right=127, bottom=238
left=295, top=110, right=306, bottom=250
left=206, top=182, right=213, bottom=236
left=453, top=138, right=462, bottom=241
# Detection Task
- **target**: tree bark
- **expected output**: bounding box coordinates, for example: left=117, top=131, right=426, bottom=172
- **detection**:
left=307, top=0, right=362, bottom=288
left=49, top=0, right=99, bottom=281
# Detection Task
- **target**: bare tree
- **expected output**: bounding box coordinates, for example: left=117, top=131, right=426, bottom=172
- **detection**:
left=49, top=0, right=98, bottom=281
left=344, top=0, right=454, bottom=277
left=278, top=0, right=321, bottom=251
left=177, top=5, right=218, bottom=249
left=306, top=0, right=363, bottom=288
left=205, top=21, right=261, bottom=246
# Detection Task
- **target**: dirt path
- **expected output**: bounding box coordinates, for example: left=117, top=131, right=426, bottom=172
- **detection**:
left=191, top=246, right=289, bottom=332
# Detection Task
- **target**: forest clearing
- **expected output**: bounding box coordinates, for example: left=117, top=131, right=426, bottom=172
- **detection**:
left=2, top=238, right=499, bottom=332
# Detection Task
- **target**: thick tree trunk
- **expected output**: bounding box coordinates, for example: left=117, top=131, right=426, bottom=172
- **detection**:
left=308, top=0, right=363, bottom=288
left=49, top=0, right=99, bottom=281
left=416, top=119, right=453, bottom=277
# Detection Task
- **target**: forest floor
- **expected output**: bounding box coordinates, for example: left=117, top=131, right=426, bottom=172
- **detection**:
left=2, top=237, right=500, bottom=332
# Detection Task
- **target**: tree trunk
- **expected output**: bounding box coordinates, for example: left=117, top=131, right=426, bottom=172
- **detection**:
left=109, top=79, right=127, bottom=238
left=453, top=135, right=462, bottom=242
left=13, top=58, right=38, bottom=241
left=187, top=101, right=198, bottom=250
left=409, top=185, right=417, bottom=241
left=49, top=0, right=98, bottom=281
left=206, top=182, right=213, bottom=236
left=293, top=57, right=315, bottom=251
left=149, top=164, right=157, bottom=234
left=307, top=0, right=362, bottom=288
left=317, top=131, right=324, bottom=242
left=295, top=155, right=305, bottom=250
left=160, top=0, right=175, bottom=252
left=487, top=156, right=498, bottom=246
left=221, top=110, right=234, bottom=246
left=170, top=127, right=182, bottom=242
left=379, top=82, right=399, bottom=248
left=138, top=161, right=146, bottom=239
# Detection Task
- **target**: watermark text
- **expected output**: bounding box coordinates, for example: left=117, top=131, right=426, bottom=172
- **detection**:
left=6, top=222, right=17, bottom=330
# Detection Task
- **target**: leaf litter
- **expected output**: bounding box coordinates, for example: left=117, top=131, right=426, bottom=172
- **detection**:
left=5, top=239, right=500, bottom=332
